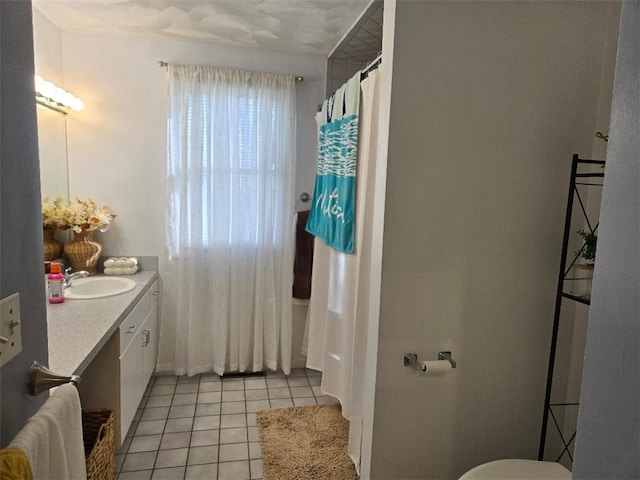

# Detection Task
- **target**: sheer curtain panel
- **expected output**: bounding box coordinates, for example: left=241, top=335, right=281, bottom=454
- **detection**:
left=157, top=64, right=297, bottom=376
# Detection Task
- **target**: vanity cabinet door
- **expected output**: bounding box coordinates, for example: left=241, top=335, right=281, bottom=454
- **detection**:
left=118, top=281, right=156, bottom=443
left=142, top=301, right=159, bottom=381
left=119, top=328, right=145, bottom=441
left=141, top=281, right=159, bottom=382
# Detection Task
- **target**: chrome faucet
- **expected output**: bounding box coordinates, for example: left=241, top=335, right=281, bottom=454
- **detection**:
left=64, top=267, right=89, bottom=288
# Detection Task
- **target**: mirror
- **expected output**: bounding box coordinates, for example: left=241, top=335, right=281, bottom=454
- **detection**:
left=37, top=104, right=69, bottom=200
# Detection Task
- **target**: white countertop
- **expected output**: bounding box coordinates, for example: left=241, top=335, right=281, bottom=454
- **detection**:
left=47, top=270, right=158, bottom=376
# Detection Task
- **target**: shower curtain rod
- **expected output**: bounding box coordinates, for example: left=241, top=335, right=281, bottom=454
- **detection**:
left=361, top=53, right=382, bottom=79
left=157, top=60, right=304, bottom=82
left=317, top=53, right=382, bottom=112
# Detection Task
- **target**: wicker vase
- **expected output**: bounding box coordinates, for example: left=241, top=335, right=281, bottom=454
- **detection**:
left=43, top=227, right=63, bottom=262
left=63, top=230, right=103, bottom=275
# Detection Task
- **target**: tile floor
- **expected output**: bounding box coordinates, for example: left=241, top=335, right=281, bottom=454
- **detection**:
left=116, top=368, right=336, bottom=480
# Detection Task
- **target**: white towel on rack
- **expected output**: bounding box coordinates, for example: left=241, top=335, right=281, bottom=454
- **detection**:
left=10, top=384, right=87, bottom=479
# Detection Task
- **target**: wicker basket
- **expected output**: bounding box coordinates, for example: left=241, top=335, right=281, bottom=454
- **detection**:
left=82, top=409, right=115, bottom=480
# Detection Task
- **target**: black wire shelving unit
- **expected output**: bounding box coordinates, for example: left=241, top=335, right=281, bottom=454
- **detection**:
left=538, top=154, right=605, bottom=466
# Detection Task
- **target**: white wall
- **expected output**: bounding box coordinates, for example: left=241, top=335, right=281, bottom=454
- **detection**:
left=364, top=2, right=620, bottom=478
left=573, top=2, right=639, bottom=477
left=32, top=14, right=326, bottom=369
left=32, top=8, right=62, bottom=84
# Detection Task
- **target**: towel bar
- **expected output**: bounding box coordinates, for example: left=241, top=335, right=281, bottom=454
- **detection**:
left=27, top=361, right=81, bottom=396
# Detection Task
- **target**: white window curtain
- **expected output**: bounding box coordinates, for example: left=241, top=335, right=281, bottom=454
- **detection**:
left=157, top=64, right=297, bottom=376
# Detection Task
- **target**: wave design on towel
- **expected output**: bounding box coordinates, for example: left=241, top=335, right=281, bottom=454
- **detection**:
left=316, top=115, right=359, bottom=177
left=306, top=70, right=361, bottom=254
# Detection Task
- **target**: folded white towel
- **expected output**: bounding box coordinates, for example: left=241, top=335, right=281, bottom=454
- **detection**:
left=104, top=267, right=124, bottom=275
left=121, top=257, right=138, bottom=268
left=103, top=257, right=118, bottom=268
left=103, top=257, right=139, bottom=269
left=10, top=383, right=87, bottom=479
left=104, top=265, right=138, bottom=276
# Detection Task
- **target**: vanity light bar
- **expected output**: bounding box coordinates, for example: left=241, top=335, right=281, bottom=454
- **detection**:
left=34, top=75, right=84, bottom=112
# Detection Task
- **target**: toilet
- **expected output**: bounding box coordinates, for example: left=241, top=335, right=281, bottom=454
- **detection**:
left=459, top=459, right=571, bottom=479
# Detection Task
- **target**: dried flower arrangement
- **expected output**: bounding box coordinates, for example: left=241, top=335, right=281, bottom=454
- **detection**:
left=42, top=196, right=116, bottom=233
left=42, top=196, right=69, bottom=228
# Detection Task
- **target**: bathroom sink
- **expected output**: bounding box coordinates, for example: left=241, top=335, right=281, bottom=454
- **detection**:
left=65, top=276, right=136, bottom=300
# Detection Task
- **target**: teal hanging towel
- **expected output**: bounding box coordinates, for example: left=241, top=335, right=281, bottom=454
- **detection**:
left=306, top=71, right=361, bottom=254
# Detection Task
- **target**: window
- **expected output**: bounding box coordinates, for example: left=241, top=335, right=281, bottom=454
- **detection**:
left=166, top=66, right=296, bottom=254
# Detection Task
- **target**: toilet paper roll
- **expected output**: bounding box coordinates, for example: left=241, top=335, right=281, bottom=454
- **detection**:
left=420, top=360, right=452, bottom=374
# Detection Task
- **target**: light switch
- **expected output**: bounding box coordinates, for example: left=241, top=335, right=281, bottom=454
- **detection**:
left=0, top=293, right=22, bottom=367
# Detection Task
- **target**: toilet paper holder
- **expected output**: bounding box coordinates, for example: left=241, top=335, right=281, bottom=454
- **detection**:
left=403, top=351, right=457, bottom=372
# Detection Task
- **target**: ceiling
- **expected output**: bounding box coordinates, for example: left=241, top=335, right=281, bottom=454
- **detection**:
left=32, top=0, right=373, bottom=56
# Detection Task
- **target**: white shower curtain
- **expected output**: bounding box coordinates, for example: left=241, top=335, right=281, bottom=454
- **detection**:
left=305, top=68, right=381, bottom=473
left=157, top=64, right=296, bottom=376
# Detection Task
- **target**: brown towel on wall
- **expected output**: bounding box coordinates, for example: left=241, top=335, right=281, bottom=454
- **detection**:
left=293, top=210, right=314, bottom=299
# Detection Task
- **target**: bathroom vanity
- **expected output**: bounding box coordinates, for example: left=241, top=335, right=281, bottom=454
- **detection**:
left=47, top=270, right=159, bottom=446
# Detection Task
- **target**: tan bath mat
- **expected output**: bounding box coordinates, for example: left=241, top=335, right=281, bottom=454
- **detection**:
left=256, top=404, right=359, bottom=480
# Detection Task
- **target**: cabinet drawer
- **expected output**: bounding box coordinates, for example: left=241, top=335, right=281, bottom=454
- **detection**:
left=119, top=288, right=151, bottom=355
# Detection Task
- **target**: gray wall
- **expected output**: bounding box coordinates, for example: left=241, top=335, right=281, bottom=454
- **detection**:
left=365, top=1, right=619, bottom=478
left=573, top=2, right=639, bottom=477
left=0, top=0, right=49, bottom=446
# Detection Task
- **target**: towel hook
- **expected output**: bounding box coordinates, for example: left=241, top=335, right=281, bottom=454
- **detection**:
left=296, top=192, right=312, bottom=212
left=299, top=192, right=311, bottom=203
left=27, top=361, right=81, bottom=396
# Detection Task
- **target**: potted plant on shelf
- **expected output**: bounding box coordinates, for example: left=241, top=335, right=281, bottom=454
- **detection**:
left=577, top=229, right=597, bottom=264
left=572, top=229, right=597, bottom=298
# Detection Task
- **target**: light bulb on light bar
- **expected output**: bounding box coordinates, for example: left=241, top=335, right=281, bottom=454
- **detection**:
left=70, top=98, right=84, bottom=112
left=34, top=74, right=84, bottom=112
